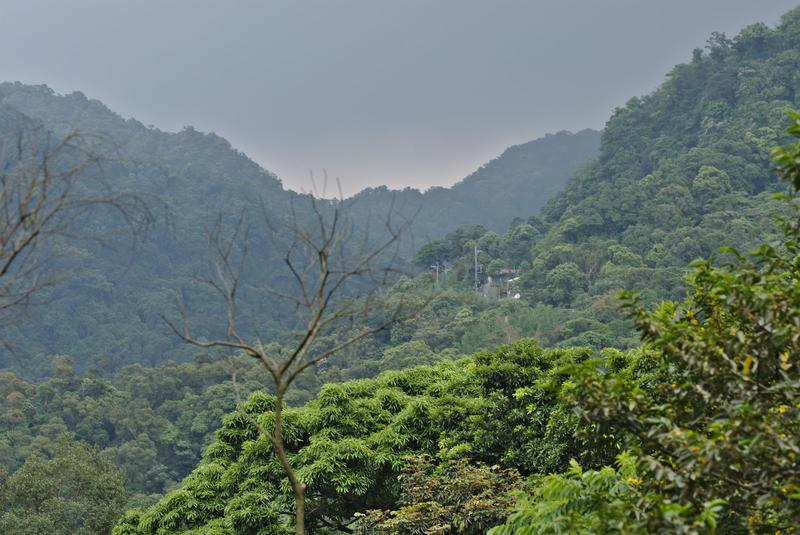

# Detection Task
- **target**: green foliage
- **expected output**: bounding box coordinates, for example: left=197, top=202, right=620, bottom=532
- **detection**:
left=379, top=341, right=439, bottom=371
left=0, top=434, right=127, bottom=535
left=489, top=454, right=644, bottom=535
left=356, top=456, right=521, bottom=535
left=492, top=453, right=727, bottom=534
left=6, top=8, right=800, bottom=533
left=556, top=113, right=800, bottom=532
left=772, top=111, right=800, bottom=190
left=0, top=357, right=268, bottom=499
left=691, top=165, right=732, bottom=208
left=114, top=342, right=600, bottom=533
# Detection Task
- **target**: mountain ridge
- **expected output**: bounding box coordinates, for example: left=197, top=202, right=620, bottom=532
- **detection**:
left=0, top=82, right=598, bottom=374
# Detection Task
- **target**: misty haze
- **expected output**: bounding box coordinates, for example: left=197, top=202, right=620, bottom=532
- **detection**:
left=0, top=2, right=799, bottom=533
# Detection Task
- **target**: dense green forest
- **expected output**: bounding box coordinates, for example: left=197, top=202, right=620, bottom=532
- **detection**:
left=1, top=6, right=800, bottom=534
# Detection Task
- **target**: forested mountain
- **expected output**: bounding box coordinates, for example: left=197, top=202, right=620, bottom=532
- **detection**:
left=0, top=83, right=597, bottom=376
left=0, top=84, right=294, bottom=375
left=397, top=10, right=800, bottom=351
left=107, top=8, right=800, bottom=533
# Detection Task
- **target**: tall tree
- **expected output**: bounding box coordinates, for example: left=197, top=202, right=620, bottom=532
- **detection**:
left=165, top=190, right=426, bottom=533
left=0, top=434, right=127, bottom=535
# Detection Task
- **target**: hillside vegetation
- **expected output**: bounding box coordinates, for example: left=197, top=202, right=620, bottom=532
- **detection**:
left=391, top=9, right=800, bottom=352
left=118, top=107, right=800, bottom=532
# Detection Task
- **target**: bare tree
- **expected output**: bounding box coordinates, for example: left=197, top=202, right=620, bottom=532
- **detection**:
left=0, top=123, right=148, bottom=327
left=164, top=185, right=428, bottom=534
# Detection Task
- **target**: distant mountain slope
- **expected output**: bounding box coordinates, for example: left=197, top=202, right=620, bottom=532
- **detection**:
left=0, top=82, right=287, bottom=207
left=349, top=129, right=600, bottom=243
left=0, top=83, right=595, bottom=375
left=445, top=129, right=600, bottom=228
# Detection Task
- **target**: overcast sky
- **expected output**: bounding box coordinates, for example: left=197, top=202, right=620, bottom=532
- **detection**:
left=1, top=1, right=798, bottom=195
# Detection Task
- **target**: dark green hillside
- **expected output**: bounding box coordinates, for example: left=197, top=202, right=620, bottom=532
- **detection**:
left=0, top=355, right=271, bottom=501
left=0, top=82, right=287, bottom=206
left=0, top=84, right=593, bottom=376
left=539, top=11, right=800, bottom=240
left=0, top=83, right=301, bottom=375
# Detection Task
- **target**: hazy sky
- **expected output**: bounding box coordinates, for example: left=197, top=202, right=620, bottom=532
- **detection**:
left=1, top=1, right=798, bottom=195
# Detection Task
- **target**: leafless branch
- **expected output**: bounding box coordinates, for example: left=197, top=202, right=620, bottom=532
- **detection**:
left=0, top=125, right=151, bottom=329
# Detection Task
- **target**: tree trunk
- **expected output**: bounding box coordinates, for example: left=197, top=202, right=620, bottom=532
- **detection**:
left=272, top=389, right=306, bottom=534
left=293, top=485, right=306, bottom=535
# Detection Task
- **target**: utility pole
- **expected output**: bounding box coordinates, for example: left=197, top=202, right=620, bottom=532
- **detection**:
left=474, top=244, right=482, bottom=292
left=442, top=262, right=451, bottom=287
left=430, top=262, right=441, bottom=287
